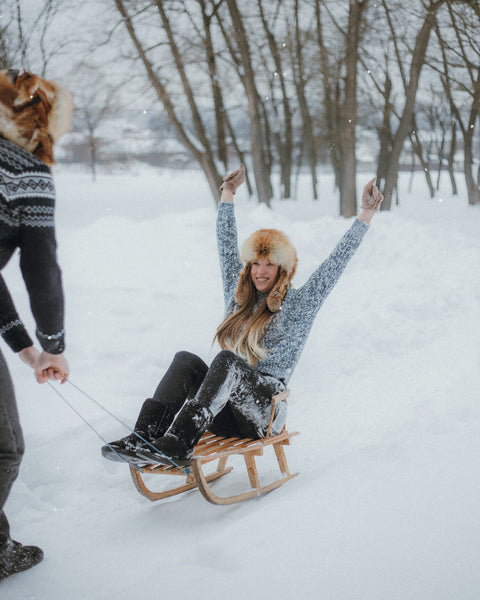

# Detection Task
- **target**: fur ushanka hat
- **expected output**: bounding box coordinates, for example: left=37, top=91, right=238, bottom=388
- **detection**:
left=235, top=228, right=298, bottom=312
left=0, top=68, right=73, bottom=165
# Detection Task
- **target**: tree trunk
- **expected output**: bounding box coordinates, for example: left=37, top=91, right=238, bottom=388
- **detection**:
left=463, top=65, right=480, bottom=205
left=199, top=0, right=228, bottom=170
left=258, top=0, right=293, bottom=199
left=339, top=0, right=364, bottom=218
left=316, top=0, right=365, bottom=216
left=376, top=74, right=393, bottom=189
left=464, top=127, right=480, bottom=205
left=114, top=0, right=222, bottom=203
left=436, top=8, right=479, bottom=204
left=88, top=134, right=97, bottom=182
left=447, top=120, right=458, bottom=195
left=225, top=0, right=272, bottom=205
left=315, top=1, right=340, bottom=192
left=225, top=115, right=253, bottom=197
left=410, top=120, right=435, bottom=198
left=382, top=1, right=446, bottom=210
left=435, top=128, right=446, bottom=191
left=295, top=0, right=318, bottom=200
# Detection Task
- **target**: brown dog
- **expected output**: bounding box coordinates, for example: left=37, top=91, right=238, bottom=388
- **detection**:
left=0, top=69, right=73, bottom=165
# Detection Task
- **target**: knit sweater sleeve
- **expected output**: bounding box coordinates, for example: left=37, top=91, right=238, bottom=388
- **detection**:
left=19, top=209, right=65, bottom=354
left=0, top=274, right=34, bottom=352
left=298, top=218, right=369, bottom=312
left=216, top=202, right=243, bottom=309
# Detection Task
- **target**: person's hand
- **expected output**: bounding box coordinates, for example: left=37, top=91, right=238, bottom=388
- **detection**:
left=34, top=351, right=69, bottom=384
left=18, top=345, right=40, bottom=369
left=361, top=178, right=383, bottom=211
left=220, top=164, right=246, bottom=198
left=358, top=178, right=383, bottom=224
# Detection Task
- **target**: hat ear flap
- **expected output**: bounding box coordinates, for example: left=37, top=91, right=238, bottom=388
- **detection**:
left=234, top=264, right=252, bottom=308
left=30, top=129, right=55, bottom=165
left=267, top=267, right=292, bottom=312
left=47, top=82, right=73, bottom=142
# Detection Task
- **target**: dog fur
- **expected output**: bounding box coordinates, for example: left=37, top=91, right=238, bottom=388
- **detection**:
left=0, top=69, right=73, bottom=165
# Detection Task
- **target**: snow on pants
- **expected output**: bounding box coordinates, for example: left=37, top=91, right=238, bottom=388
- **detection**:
left=0, top=349, right=24, bottom=548
left=153, top=350, right=286, bottom=445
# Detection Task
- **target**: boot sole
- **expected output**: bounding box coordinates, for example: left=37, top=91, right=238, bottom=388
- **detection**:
left=101, top=445, right=190, bottom=468
left=101, top=445, right=152, bottom=466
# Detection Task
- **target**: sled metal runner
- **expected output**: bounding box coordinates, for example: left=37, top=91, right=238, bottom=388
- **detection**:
left=129, top=390, right=299, bottom=505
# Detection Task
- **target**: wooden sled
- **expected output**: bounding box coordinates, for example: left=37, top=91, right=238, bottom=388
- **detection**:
left=129, top=390, right=299, bottom=505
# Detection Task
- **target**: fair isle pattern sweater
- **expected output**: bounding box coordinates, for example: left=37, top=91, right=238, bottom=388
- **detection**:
left=0, top=136, right=65, bottom=354
left=216, top=201, right=369, bottom=385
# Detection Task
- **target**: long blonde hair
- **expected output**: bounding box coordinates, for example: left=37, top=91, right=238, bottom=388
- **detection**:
left=214, top=263, right=276, bottom=365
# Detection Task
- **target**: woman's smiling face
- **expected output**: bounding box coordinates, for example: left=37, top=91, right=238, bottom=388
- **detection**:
left=250, top=257, right=279, bottom=294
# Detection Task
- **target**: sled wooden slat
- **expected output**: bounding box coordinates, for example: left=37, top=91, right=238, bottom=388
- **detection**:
left=128, top=390, right=299, bottom=505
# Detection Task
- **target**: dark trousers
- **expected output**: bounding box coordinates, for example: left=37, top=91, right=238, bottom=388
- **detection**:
left=151, top=350, right=286, bottom=444
left=0, top=349, right=24, bottom=548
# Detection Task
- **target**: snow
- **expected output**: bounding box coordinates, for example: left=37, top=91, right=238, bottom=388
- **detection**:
left=2, top=166, right=480, bottom=599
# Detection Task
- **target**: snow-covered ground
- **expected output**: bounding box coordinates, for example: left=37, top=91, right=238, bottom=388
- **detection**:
left=2, top=166, right=480, bottom=599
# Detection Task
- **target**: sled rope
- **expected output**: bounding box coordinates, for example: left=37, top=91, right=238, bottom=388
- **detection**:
left=46, top=381, right=141, bottom=471
left=66, top=379, right=190, bottom=474
left=47, top=380, right=189, bottom=475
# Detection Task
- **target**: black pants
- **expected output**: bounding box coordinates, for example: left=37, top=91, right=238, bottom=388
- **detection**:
left=151, top=350, right=286, bottom=442
left=0, top=349, right=24, bottom=549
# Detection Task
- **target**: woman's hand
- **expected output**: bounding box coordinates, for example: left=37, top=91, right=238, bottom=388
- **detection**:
left=220, top=164, right=246, bottom=201
left=358, top=178, right=383, bottom=223
left=34, top=351, right=70, bottom=384
left=18, top=345, right=40, bottom=369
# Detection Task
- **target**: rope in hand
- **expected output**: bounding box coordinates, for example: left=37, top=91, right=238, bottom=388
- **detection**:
left=47, top=379, right=189, bottom=475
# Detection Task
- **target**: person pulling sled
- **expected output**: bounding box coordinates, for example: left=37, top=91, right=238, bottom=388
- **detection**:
left=0, top=68, right=72, bottom=581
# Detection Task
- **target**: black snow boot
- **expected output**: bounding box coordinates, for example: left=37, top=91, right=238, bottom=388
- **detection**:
left=0, top=540, right=44, bottom=581
left=101, top=399, right=176, bottom=463
left=136, top=404, right=214, bottom=467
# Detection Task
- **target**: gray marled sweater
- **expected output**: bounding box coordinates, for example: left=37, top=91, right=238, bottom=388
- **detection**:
left=216, top=201, right=369, bottom=385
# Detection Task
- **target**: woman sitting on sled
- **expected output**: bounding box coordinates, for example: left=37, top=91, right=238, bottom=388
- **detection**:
left=102, top=165, right=382, bottom=467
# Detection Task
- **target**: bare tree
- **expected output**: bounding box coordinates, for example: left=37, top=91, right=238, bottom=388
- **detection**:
left=293, top=0, right=318, bottom=200
left=71, top=62, right=121, bottom=180
left=413, top=89, right=454, bottom=192
left=410, top=115, right=435, bottom=198
left=12, top=0, right=77, bottom=76
left=114, top=0, right=223, bottom=203
left=196, top=0, right=228, bottom=171
left=9, top=0, right=477, bottom=212
left=375, top=71, right=394, bottom=193
left=258, top=0, right=294, bottom=199
left=359, top=1, right=455, bottom=203
left=378, top=0, right=447, bottom=210
left=0, top=2, right=15, bottom=69
left=193, top=0, right=254, bottom=194
left=315, top=0, right=370, bottom=217
left=435, top=2, right=480, bottom=205
left=222, top=0, right=273, bottom=205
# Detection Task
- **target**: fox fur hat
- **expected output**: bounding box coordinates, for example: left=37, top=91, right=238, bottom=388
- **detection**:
left=235, top=228, right=298, bottom=312
left=0, top=68, right=73, bottom=165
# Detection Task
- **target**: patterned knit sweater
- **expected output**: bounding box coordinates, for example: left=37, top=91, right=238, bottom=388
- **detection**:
left=216, top=201, right=369, bottom=385
left=0, top=136, right=65, bottom=354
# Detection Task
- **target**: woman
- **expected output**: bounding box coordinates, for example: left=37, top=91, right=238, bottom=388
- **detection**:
left=0, top=68, right=71, bottom=580
left=102, top=165, right=382, bottom=467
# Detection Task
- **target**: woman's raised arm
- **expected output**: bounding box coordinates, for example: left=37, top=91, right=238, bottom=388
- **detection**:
left=216, top=165, right=246, bottom=309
